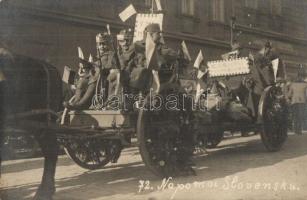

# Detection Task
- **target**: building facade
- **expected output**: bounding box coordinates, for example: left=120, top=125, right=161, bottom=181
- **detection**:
left=0, top=0, right=306, bottom=77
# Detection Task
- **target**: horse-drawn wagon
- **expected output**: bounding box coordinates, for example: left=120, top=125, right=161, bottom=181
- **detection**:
left=1, top=43, right=289, bottom=200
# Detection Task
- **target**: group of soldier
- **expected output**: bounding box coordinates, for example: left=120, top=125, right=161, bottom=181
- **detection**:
left=62, top=22, right=307, bottom=135
left=63, top=23, right=178, bottom=111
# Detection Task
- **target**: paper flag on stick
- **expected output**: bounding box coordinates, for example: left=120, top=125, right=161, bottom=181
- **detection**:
left=194, top=50, right=204, bottom=69
left=62, top=66, right=76, bottom=85
left=77, top=47, right=84, bottom=59
left=145, top=32, right=156, bottom=68
left=272, top=58, right=279, bottom=81
left=155, top=0, right=162, bottom=11
left=0, top=70, right=6, bottom=82
left=106, top=24, right=111, bottom=35
left=88, top=54, right=93, bottom=63
left=119, top=4, right=137, bottom=22
left=181, top=40, right=191, bottom=61
left=197, top=69, right=207, bottom=79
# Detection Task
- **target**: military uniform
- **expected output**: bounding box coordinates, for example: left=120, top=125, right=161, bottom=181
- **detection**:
left=94, top=32, right=118, bottom=99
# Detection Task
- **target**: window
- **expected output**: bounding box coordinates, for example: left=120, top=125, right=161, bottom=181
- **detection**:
left=181, top=0, right=195, bottom=16
left=212, top=0, right=225, bottom=22
left=271, top=0, right=282, bottom=15
left=245, top=0, right=258, bottom=9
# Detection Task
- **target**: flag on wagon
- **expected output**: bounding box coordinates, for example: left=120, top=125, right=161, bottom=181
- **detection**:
left=155, top=0, right=162, bottom=11
left=77, top=46, right=84, bottom=60
left=119, top=4, right=137, bottom=22
left=62, top=66, right=76, bottom=85
left=194, top=50, right=204, bottom=69
left=181, top=40, right=191, bottom=61
left=272, top=58, right=279, bottom=82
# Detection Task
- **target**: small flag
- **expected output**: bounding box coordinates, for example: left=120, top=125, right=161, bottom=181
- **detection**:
left=272, top=58, right=279, bottom=81
left=194, top=50, right=204, bottom=69
left=77, top=47, right=84, bottom=59
left=181, top=40, right=191, bottom=61
left=0, top=70, right=6, bottom=82
left=119, top=4, right=137, bottom=22
left=106, top=24, right=111, bottom=35
left=88, top=54, right=93, bottom=63
left=155, top=0, right=162, bottom=11
left=145, top=32, right=156, bottom=69
left=197, top=70, right=207, bottom=79
left=62, top=66, right=76, bottom=85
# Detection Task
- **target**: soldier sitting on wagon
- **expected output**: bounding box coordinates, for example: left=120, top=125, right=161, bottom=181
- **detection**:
left=94, top=32, right=118, bottom=100
left=133, top=23, right=177, bottom=94
left=117, top=29, right=135, bottom=94
left=63, top=59, right=97, bottom=110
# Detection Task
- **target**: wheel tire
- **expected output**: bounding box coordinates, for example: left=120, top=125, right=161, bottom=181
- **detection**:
left=137, top=105, right=194, bottom=177
left=260, top=86, right=288, bottom=152
left=64, top=139, right=111, bottom=170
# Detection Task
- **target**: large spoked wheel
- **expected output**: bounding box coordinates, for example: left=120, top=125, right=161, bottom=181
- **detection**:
left=137, top=89, right=195, bottom=177
left=259, top=86, right=288, bottom=152
left=64, top=138, right=111, bottom=170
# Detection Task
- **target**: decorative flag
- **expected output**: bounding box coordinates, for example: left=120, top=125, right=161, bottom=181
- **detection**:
left=77, top=47, right=84, bottom=59
left=119, top=4, right=137, bottom=22
left=155, top=0, right=162, bottom=11
left=272, top=58, right=279, bottom=81
left=197, top=69, right=206, bottom=79
left=106, top=24, right=111, bottom=35
left=181, top=40, right=191, bottom=61
left=0, top=70, right=6, bottom=82
left=145, top=32, right=156, bottom=69
left=88, top=54, right=93, bottom=63
left=194, top=50, right=204, bottom=69
left=62, top=66, right=76, bottom=85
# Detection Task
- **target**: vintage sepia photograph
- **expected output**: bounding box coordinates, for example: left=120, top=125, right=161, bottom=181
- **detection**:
left=0, top=0, right=307, bottom=199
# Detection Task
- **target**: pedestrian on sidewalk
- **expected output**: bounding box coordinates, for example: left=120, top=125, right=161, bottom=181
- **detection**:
left=288, top=66, right=307, bottom=134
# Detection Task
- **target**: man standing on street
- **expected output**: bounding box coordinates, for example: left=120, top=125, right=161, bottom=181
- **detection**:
left=288, top=67, right=307, bottom=134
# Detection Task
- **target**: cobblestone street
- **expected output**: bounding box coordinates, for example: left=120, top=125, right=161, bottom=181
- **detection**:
left=1, top=132, right=307, bottom=200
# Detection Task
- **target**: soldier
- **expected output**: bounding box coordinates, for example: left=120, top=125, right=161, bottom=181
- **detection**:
left=133, top=23, right=177, bottom=94
left=288, top=67, right=307, bottom=134
left=95, top=32, right=118, bottom=99
left=63, top=59, right=96, bottom=110
left=247, top=41, right=278, bottom=119
left=117, top=28, right=135, bottom=93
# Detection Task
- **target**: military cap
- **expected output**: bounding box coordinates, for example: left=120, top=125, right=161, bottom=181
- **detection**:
left=144, top=23, right=161, bottom=33
left=96, top=32, right=110, bottom=43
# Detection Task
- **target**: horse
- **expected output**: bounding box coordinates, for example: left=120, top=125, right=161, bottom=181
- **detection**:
left=0, top=48, right=62, bottom=200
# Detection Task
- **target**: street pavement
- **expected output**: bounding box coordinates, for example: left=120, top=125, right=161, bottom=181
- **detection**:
left=1, top=132, right=307, bottom=200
